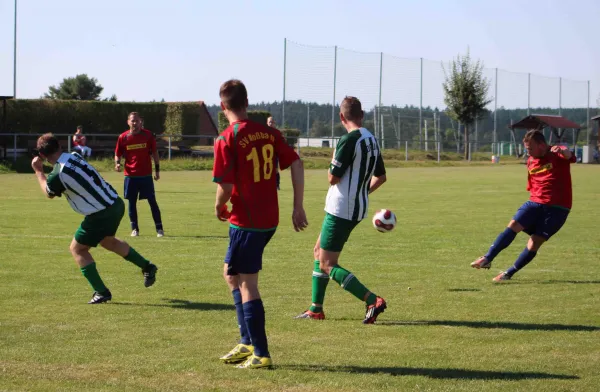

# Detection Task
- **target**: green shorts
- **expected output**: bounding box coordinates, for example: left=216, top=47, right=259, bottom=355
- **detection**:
left=319, top=213, right=360, bottom=252
left=75, top=198, right=125, bottom=247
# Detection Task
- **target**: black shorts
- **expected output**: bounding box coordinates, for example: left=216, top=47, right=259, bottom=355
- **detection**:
left=124, top=176, right=155, bottom=200
left=513, top=201, right=569, bottom=240
left=224, top=227, right=276, bottom=275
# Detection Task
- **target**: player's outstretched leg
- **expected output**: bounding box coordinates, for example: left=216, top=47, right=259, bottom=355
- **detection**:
left=70, top=239, right=112, bottom=304
left=99, top=237, right=158, bottom=287
left=494, top=235, right=544, bottom=282
left=472, top=221, right=522, bottom=269
left=147, top=196, right=164, bottom=237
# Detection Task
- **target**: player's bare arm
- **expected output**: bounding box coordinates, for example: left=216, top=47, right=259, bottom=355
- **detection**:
left=368, top=174, right=387, bottom=194
left=114, top=154, right=121, bottom=172
left=290, top=159, right=308, bottom=232
left=215, top=183, right=233, bottom=221
left=152, top=149, right=160, bottom=181
left=551, top=145, right=573, bottom=160
left=31, top=157, right=54, bottom=199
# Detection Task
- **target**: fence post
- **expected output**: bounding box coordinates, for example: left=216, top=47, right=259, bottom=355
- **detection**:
left=13, top=134, right=17, bottom=162
left=587, top=80, right=591, bottom=145
left=468, top=143, right=472, bottom=162
left=378, top=52, right=383, bottom=146
left=419, top=58, right=423, bottom=150
left=67, top=135, right=71, bottom=153
left=494, top=68, right=498, bottom=148
left=282, top=38, right=286, bottom=127
left=405, top=140, right=408, bottom=161
left=331, top=45, right=337, bottom=138
left=527, top=73, right=531, bottom=115
left=168, top=136, right=172, bottom=161
left=437, top=141, right=440, bottom=163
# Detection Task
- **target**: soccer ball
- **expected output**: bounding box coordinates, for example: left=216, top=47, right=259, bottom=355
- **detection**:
left=372, top=209, right=397, bottom=233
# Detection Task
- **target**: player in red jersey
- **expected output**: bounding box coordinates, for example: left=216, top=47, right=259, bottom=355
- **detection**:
left=213, top=79, right=307, bottom=369
left=114, top=112, right=164, bottom=238
left=471, top=129, right=575, bottom=282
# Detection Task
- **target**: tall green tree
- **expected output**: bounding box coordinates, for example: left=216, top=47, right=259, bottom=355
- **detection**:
left=443, top=51, right=491, bottom=159
left=45, top=74, right=105, bottom=100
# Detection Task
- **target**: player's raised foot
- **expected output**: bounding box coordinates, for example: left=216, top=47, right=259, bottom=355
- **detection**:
left=88, top=289, right=112, bottom=304
left=471, top=256, right=492, bottom=269
left=363, top=296, right=387, bottom=324
left=294, top=310, right=325, bottom=320
left=131, top=229, right=139, bottom=237
left=142, top=263, right=158, bottom=287
left=219, top=343, right=254, bottom=364
left=235, top=354, right=273, bottom=369
left=493, top=271, right=511, bottom=283
left=156, top=230, right=164, bottom=238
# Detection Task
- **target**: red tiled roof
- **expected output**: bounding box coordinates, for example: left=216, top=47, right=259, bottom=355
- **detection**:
left=510, top=114, right=581, bottom=130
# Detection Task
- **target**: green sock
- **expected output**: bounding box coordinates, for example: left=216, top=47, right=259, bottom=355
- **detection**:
left=329, top=265, right=377, bottom=305
left=124, top=247, right=150, bottom=269
left=310, top=260, right=329, bottom=313
left=80, top=262, right=108, bottom=293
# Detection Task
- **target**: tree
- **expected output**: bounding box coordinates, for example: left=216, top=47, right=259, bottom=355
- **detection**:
left=442, top=51, right=491, bottom=159
left=45, top=74, right=105, bottom=100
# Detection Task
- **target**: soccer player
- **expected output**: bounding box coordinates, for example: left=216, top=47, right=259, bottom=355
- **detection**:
left=266, top=116, right=281, bottom=190
left=72, top=126, right=92, bottom=158
left=471, top=129, right=575, bottom=282
left=31, top=133, right=158, bottom=304
left=114, top=112, right=164, bottom=237
left=295, top=96, right=388, bottom=324
left=213, top=79, right=308, bottom=369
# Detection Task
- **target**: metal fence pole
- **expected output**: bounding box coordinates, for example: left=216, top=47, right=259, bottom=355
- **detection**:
left=559, top=77, right=562, bottom=116
left=282, top=38, right=286, bottom=127
left=331, top=45, right=337, bottom=138
left=13, top=134, right=17, bottom=162
left=405, top=140, right=408, bottom=161
left=168, top=136, right=172, bottom=160
left=527, top=73, right=531, bottom=115
left=587, top=80, right=591, bottom=145
left=378, top=52, right=383, bottom=145
left=468, top=143, right=472, bottom=162
left=419, top=58, right=423, bottom=150
left=494, top=68, right=498, bottom=149
left=67, top=135, right=71, bottom=152
left=13, top=0, right=17, bottom=98
left=437, top=141, right=440, bottom=163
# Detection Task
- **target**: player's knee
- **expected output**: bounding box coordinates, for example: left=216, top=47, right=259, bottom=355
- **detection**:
left=528, top=236, right=545, bottom=251
left=508, top=220, right=524, bottom=233
left=313, top=245, right=320, bottom=260
left=319, top=260, right=335, bottom=275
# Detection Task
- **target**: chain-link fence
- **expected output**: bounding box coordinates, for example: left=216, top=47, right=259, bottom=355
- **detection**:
left=282, top=39, right=592, bottom=150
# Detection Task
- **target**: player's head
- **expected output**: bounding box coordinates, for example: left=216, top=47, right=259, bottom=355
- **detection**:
left=75, top=125, right=82, bottom=134
left=267, top=116, right=275, bottom=127
left=128, top=112, right=142, bottom=132
left=523, top=129, right=548, bottom=158
left=219, top=79, right=248, bottom=115
left=340, top=96, right=364, bottom=128
left=36, top=133, right=62, bottom=161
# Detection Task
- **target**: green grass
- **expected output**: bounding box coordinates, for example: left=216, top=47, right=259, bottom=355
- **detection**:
left=1, top=166, right=599, bottom=391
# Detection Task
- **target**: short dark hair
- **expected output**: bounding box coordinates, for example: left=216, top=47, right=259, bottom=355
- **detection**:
left=523, top=129, right=546, bottom=144
left=37, top=133, right=61, bottom=156
left=219, top=79, right=248, bottom=111
left=340, top=96, right=363, bottom=123
left=76, top=125, right=83, bottom=131
left=128, top=112, right=140, bottom=119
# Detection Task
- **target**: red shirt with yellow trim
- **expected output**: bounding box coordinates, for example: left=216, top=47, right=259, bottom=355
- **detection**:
left=526, top=147, right=576, bottom=209
left=212, top=119, right=299, bottom=230
left=115, top=129, right=156, bottom=177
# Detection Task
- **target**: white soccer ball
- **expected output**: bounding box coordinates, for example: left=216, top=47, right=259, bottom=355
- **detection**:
left=372, top=209, right=397, bottom=233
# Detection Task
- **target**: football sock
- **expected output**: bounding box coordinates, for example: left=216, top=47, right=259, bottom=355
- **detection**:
left=80, top=262, right=108, bottom=293
left=310, top=260, right=329, bottom=313
left=329, top=265, right=377, bottom=306
left=485, top=227, right=517, bottom=262
left=506, top=247, right=537, bottom=277
left=128, top=199, right=139, bottom=231
left=232, top=289, right=251, bottom=345
left=124, top=247, right=150, bottom=269
left=243, top=299, right=269, bottom=358
left=147, top=197, right=163, bottom=232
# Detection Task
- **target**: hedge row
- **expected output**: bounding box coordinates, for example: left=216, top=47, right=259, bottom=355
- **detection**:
left=217, top=111, right=301, bottom=146
left=3, top=99, right=205, bottom=136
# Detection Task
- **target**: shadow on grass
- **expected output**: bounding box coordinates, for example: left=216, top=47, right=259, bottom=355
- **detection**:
left=541, top=280, right=600, bottom=285
left=112, top=298, right=235, bottom=311
left=447, top=288, right=482, bottom=292
left=278, top=364, right=578, bottom=380
left=162, top=235, right=228, bottom=239
left=378, top=320, right=600, bottom=332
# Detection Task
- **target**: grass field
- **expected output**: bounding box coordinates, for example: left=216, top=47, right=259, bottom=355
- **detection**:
left=1, top=166, right=599, bottom=391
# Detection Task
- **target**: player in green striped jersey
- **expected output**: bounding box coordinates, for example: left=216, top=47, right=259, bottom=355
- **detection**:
left=31, top=133, right=158, bottom=304
left=296, top=96, right=388, bottom=324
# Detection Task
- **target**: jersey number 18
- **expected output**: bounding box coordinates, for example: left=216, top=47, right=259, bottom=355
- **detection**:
left=246, top=144, right=274, bottom=183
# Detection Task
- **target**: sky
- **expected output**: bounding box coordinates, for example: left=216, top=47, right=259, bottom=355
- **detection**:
left=0, top=0, right=599, bottom=110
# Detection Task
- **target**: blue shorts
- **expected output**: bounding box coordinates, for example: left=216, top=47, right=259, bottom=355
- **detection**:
left=124, top=176, right=155, bottom=200
left=513, top=201, right=569, bottom=240
left=224, top=227, right=276, bottom=275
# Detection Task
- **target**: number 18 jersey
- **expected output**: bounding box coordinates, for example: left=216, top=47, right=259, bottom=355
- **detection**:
left=213, top=119, right=299, bottom=230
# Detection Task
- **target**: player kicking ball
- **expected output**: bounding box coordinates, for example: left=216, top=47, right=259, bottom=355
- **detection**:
left=471, top=130, right=575, bottom=282
left=31, top=133, right=158, bottom=304
left=295, top=96, right=388, bottom=324
left=213, top=80, right=308, bottom=369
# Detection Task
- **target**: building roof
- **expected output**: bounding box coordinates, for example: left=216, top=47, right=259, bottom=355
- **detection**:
left=510, top=114, right=581, bottom=130
left=591, top=115, right=600, bottom=121
left=198, top=101, right=218, bottom=136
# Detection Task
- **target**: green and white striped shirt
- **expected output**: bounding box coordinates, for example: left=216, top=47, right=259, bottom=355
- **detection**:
left=46, top=153, right=119, bottom=215
left=325, top=128, right=386, bottom=221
